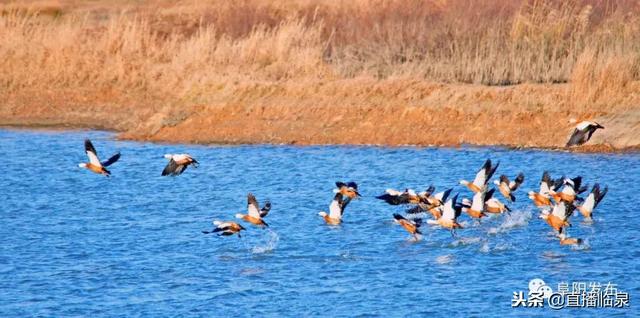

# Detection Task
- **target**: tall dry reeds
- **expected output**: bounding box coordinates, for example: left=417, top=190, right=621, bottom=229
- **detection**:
left=1, top=0, right=639, bottom=104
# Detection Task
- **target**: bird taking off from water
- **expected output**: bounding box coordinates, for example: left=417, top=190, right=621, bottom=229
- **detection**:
left=319, top=193, right=351, bottom=225
left=566, top=121, right=604, bottom=147
left=460, top=159, right=499, bottom=193
left=576, top=183, right=607, bottom=221
left=493, top=173, right=525, bottom=202
left=528, top=171, right=557, bottom=207
left=393, top=213, right=423, bottom=241
left=202, top=220, right=246, bottom=237
left=235, top=193, right=270, bottom=227
left=78, top=139, right=120, bottom=177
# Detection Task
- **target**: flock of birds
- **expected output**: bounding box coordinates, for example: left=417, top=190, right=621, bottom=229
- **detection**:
left=77, top=119, right=608, bottom=247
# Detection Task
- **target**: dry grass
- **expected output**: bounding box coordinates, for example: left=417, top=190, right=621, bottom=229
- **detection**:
left=1, top=0, right=639, bottom=116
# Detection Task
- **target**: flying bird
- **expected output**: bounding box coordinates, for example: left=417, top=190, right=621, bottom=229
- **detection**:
left=202, top=220, right=246, bottom=237
left=528, top=171, right=556, bottom=207
left=460, top=159, right=499, bottom=193
left=405, top=188, right=453, bottom=219
left=393, top=213, right=422, bottom=241
left=427, top=194, right=463, bottom=236
left=235, top=193, right=270, bottom=227
left=539, top=200, right=575, bottom=234
left=558, top=232, right=583, bottom=246
left=493, top=173, right=525, bottom=202
left=576, top=184, right=608, bottom=221
left=78, top=139, right=121, bottom=177
left=319, top=193, right=352, bottom=225
left=482, top=189, right=511, bottom=214
left=417, top=185, right=436, bottom=200
left=551, top=177, right=586, bottom=204
left=334, top=181, right=361, bottom=199
left=376, top=188, right=420, bottom=205
left=566, top=121, right=604, bottom=147
left=461, top=190, right=487, bottom=219
left=162, top=154, right=198, bottom=176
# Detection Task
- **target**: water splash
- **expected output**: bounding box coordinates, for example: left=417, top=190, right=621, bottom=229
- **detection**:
left=243, top=229, right=279, bottom=254
left=479, top=241, right=513, bottom=253
left=450, top=236, right=483, bottom=247
left=487, top=210, right=532, bottom=235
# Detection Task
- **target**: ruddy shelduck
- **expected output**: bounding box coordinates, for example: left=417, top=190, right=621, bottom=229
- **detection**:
left=235, top=193, right=270, bottom=227
left=376, top=188, right=420, bottom=205
left=427, top=194, right=463, bottom=236
left=202, top=220, right=246, bottom=237
left=319, top=193, right=351, bottom=225
left=460, top=159, right=499, bottom=193
left=484, top=189, right=511, bottom=214
left=493, top=173, right=524, bottom=202
left=334, top=181, right=361, bottom=199
left=558, top=232, right=583, bottom=246
left=78, top=139, right=121, bottom=177
left=162, top=153, right=199, bottom=176
left=577, top=183, right=607, bottom=221
left=461, top=190, right=487, bottom=219
left=528, top=171, right=556, bottom=207
left=393, top=213, right=423, bottom=240
left=550, top=177, right=586, bottom=204
left=566, top=121, right=604, bottom=147
left=539, top=200, right=575, bottom=234
left=405, top=188, right=453, bottom=219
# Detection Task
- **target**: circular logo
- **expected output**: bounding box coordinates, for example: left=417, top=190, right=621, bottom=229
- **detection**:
left=538, top=285, right=553, bottom=299
left=529, top=278, right=546, bottom=292
left=529, top=278, right=553, bottom=299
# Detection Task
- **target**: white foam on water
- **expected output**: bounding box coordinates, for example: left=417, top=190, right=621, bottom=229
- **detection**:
left=435, top=254, right=454, bottom=264
left=479, top=241, right=513, bottom=253
left=244, top=229, right=279, bottom=254
left=450, top=236, right=483, bottom=247
left=239, top=267, right=265, bottom=276
left=487, top=210, right=532, bottom=235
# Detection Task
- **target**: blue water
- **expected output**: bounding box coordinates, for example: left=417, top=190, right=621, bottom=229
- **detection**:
left=1, top=129, right=638, bottom=317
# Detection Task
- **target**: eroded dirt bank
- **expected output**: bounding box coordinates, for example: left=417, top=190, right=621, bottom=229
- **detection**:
left=1, top=79, right=639, bottom=152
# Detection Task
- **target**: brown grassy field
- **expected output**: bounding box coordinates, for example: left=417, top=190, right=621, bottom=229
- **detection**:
left=1, top=0, right=639, bottom=150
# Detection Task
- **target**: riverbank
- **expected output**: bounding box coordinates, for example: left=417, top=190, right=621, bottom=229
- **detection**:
left=2, top=78, right=639, bottom=152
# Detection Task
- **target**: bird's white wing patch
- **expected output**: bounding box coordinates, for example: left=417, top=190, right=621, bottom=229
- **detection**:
left=86, top=150, right=101, bottom=166
left=328, top=198, right=342, bottom=219
left=471, top=191, right=484, bottom=211
left=247, top=201, right=261, bottom=218
left=215, top=221, right=232, bottom=228
left=576, top=121, right=592, bottom=130
left=582, top=193, right=595, bottom=213
left=551, top=201, right=567, bottom=219
left=539, top=182, right=551, bottom=196
left=386, top=189, right=402, bottom=196
left=442, top=199, right=455, bottom=220
left=473, top=167, right=487, bottom=187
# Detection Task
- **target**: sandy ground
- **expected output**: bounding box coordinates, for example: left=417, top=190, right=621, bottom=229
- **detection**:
left=1, top=79, right=639, bottom=152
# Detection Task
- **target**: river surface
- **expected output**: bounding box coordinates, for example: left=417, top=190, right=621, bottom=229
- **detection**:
left=0, top=129, right=638, bottom=317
